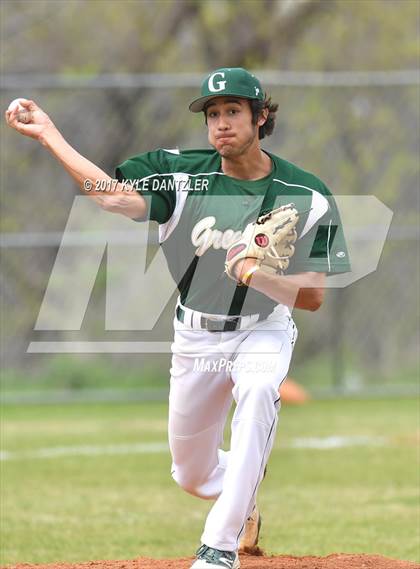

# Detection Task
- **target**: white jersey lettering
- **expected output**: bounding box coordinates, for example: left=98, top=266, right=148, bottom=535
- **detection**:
left=191, top=216, right=242, bottom=256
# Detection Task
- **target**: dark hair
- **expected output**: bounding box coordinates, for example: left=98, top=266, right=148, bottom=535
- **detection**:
left=250, top=94, right=278, bottom=139
left=203, top=94, right=278, bottom=140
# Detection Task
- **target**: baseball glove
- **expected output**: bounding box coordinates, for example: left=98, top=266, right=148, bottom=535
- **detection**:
left=225, top=203, right=299, bottom=284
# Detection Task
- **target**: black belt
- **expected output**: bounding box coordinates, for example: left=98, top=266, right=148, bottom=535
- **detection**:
left=176, top=305, right=268, bottom=332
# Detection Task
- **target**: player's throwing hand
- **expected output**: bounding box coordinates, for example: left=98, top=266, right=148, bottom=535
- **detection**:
left=5, top=99, right=56, bottom=142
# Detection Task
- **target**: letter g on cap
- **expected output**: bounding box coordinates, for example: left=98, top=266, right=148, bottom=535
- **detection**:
left=208, top=72, right=226, bottom=92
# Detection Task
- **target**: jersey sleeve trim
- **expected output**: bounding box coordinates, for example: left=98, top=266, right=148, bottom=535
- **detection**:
left=158, top=174, right=190, bottom=243
left=301, top=191, right=330, bottom=238
left=273, top=177, right=330, bottom=237
left=326, top=219, right=332, bottom=272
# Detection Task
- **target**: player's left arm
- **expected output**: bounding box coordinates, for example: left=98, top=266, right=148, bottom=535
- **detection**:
left=233, top=261, right=326, bottom=311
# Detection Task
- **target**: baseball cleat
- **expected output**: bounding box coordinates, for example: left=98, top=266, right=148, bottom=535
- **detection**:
left=190, top=544, right=240, bottom=569
left=238, top=505, right=262, bottom=553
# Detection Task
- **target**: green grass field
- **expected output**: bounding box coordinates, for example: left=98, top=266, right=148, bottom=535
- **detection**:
left=1, top=398, right=419, bottom=565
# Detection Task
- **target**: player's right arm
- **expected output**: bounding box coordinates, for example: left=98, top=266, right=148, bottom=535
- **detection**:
left=4, top=99, right=147, bottom=220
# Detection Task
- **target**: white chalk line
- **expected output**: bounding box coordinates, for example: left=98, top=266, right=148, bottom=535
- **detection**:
left=290, top=435, right=387, bottom=449
left=0, top=442, right=169, bottom=461
left=0, top=436, right=387, bottom=461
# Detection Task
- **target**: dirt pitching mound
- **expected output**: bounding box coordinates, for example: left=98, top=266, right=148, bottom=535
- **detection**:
left=4, top=553, right=419, bottom=569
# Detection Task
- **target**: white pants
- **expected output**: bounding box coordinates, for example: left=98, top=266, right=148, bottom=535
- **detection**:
left=168, top=306, right=297, bottom=552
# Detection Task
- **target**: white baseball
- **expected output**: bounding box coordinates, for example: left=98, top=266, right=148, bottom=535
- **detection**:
left=7, top=98, right=27, bottom=113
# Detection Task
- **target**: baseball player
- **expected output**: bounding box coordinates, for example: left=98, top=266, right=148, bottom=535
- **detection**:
left=5, top=68, right=350, bottom=569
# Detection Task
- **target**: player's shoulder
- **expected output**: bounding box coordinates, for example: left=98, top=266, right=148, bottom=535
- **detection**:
left=267, top=153, right=335, bottom=233
left=269, top=152, right=332, bottom=197
left=155, top=147, right=220, bottom=174
left=117, top=148, right=219, bottom=176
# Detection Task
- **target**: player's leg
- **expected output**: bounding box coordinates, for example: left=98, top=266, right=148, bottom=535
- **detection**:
left=168, top=347, right=233, bottom=499
left=200, top=317, right=297, bottom=552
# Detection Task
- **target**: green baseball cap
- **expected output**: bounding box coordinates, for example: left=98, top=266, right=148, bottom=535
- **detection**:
left=189, top=67, right=264, bottom=113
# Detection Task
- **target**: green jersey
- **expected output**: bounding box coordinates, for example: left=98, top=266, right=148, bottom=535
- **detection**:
left=116, top=148, right=350, bottom=316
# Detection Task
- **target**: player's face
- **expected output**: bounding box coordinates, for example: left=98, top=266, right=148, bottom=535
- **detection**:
left=205, top=97, right=258, bottom=158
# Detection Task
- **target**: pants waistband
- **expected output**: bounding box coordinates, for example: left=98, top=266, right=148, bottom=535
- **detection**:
left=176, top=304, right=264, bottom=332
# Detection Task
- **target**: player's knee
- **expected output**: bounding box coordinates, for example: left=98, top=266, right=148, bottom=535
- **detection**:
left=234, top=379, right=279, bottom=405
left=171, top=466, right=208, bottom=498
left=233, top=380, right=281, bottom=422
